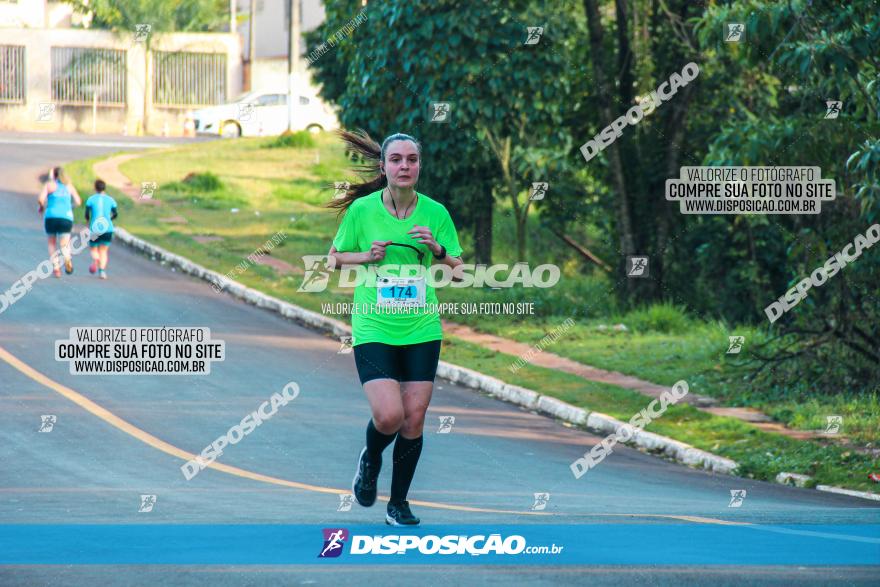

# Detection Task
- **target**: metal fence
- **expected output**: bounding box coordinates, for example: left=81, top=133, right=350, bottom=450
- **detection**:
left=50, top=47, right=126, bottom=105
left=0, top=45, right=26, bottom=104
left=152, top=51, right=226, bottom=107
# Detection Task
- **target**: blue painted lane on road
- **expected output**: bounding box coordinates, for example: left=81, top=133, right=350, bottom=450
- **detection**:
left=1, top=524, right=878, bottom=565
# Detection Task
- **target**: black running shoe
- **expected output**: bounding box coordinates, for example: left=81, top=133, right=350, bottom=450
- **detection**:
left=386, top=500, right=420, bottom=526
left=352, top=446, right=380, bottom=507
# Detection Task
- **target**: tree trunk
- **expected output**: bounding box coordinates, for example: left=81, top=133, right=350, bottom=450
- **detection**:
left=615, top=0, right=635, bottom=107
left=516, top=213, right=527, bottom=262
left=654, top=0, right=699, bottom=298
left=473, top=184, right=493, bottom=265
left=583, top=0, right=637, bottom=295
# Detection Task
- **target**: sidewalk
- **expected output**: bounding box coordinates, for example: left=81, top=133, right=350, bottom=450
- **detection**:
left=93, top=154, right=160, bottom=205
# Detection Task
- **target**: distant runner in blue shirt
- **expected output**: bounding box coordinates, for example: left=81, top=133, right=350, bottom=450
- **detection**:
left=85, top=179, right=118, bottom=280
left=37, top=166, right=81, bottom=277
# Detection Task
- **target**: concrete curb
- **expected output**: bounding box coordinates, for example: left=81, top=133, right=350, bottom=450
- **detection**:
left=775, top=471, right=879, bottom=501
left=816, top=484, right=880, bottom=502
left=583, top=410, right=738, bottom=474
left=115, top=227, right=351, bottom=340
left=775, top=472, right=812, bottom=488
left=113, top=226, right=879, bottom=501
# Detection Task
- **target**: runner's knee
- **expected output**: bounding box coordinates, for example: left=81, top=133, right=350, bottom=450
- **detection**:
left=373, top=409, right=404, bottom=434
left=400, top=415, right=426, bottom=437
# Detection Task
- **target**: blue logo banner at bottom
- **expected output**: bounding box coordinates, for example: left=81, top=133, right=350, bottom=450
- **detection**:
left=0, top=524, right=877, bottom=565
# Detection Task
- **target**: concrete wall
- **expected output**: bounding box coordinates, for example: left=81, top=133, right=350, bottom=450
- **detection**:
left=0, top=28, right=242, bottom=135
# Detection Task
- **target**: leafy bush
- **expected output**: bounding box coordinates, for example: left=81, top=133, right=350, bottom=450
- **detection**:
left=182, top=171, right=223, bottom=192
left=266, top=130, right=316, bottom=149
left=616, top=303, right=694, bottom=334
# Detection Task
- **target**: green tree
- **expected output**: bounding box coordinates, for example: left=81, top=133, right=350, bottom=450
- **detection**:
left=306, top=0, right=585, bottom=263
left=65, top=0, right=227, bottom=32
left=692, top=0, right=879, bottom=390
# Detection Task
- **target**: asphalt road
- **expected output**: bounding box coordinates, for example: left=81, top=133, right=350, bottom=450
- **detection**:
left=0, top=133, right=877, bottom=586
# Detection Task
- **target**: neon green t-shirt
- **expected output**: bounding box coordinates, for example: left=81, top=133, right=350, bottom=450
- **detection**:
left=332, top=189, right=463, bottom=346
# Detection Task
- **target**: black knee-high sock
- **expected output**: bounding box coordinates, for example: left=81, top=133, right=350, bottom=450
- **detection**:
left=390, top=434, right=423, bottom=503
left=365, top=418, right=397, bottom=462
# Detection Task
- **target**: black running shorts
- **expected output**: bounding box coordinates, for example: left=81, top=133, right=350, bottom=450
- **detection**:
left=352, top=340, right=442, bottom=384
left=89, top=232, right=113, bottom=246
left=44, top=218, right=73, bottom=235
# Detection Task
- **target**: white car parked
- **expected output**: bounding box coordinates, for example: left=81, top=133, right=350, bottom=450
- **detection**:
left=192, top=89, right=339, bottom=137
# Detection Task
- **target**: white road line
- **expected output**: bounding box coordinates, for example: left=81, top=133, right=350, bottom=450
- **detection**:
left=0, top=138, right=176, bottom=149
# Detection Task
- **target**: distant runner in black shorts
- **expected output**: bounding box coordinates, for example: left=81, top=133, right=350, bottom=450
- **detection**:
left=84, top=179, right=118, bottom=280
left=38, top=167, right=81, bottom=277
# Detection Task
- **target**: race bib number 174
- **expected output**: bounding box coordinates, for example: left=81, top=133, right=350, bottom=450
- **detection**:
left=376, top=276, right=426, bottom=308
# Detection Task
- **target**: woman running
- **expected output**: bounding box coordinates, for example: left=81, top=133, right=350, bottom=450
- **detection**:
left=37, top=167, right=81, bottom=278
left=85, top=179, right=118, bottom=280
left=327, top=130, right=463, bottom=526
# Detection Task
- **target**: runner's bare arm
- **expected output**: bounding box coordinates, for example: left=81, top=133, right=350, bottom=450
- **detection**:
left=37, top=183, right=48, bottom=213
left=328, top=244, right=381, bottom=269
left=69, top=185, right=82, bottom=207
left=407, top=225, right=464, bottom=280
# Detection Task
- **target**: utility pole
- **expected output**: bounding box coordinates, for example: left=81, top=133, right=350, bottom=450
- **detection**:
left=287, top=0, right=300, bottom=131
left=247, top=0, right=256, bottom=90
left=229, top=0, right=236, bottom=34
